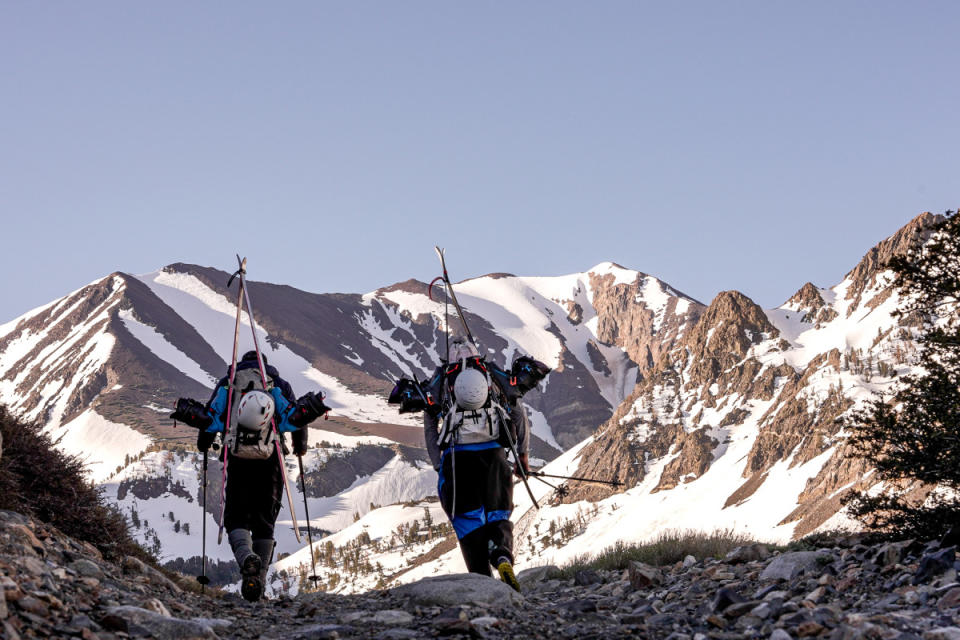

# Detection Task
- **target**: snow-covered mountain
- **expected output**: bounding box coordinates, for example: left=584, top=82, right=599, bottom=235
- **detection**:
left=0, top=259, right=700, bottom=580
left=268, top=213, right=937, bottom=595
left=0, top=213, right=935, bottom=593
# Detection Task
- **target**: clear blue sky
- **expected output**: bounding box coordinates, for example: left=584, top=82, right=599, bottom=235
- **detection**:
left=3, top=2, right=958, bottom=321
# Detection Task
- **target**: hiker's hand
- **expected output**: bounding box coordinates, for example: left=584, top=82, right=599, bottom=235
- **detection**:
left=514, top=453, right=530, bottom=477
left=292, top=426, right=309, bottom=456
left=197, top=429, right=216, bottom=452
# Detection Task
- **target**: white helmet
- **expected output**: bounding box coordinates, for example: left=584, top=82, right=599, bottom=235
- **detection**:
left=237, top=390, right=275, bottom=430
left=453, top=367, right=488, bottom=410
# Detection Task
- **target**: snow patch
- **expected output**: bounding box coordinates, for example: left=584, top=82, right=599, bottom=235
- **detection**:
left=118, top=309, right=215, bottom=385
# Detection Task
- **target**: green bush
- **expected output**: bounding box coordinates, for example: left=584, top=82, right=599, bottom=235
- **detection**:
left=845, top=211, right=960, bottom=540
left=0, top=405, right=152, bottom=563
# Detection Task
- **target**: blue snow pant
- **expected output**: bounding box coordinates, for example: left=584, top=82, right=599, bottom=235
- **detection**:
left=438, top=445, right=514, bottom=576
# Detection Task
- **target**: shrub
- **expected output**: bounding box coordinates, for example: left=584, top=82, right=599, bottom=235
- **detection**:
left=0, top=405, right=152, bottom=563
left=558, top=528, right=757, bottom=576
left=845, top=211, right=960, bottom=540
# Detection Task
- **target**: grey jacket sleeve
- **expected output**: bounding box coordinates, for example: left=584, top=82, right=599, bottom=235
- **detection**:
left=424, top=412, right=442, bottom=471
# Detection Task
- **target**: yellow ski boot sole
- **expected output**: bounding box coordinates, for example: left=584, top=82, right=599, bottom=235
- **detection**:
left=497, top=560, right=522, bottom=593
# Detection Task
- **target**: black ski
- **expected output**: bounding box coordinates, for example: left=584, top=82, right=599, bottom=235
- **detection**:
left=434, top=246, right=476, bottom=345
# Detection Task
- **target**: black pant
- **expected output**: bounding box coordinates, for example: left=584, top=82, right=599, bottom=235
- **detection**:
left=224, top=454, right=283, bottom=539
left=438, top=446, right=514, bottom=575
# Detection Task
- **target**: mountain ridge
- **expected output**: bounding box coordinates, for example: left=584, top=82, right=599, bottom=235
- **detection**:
left=0, top=213, right=943, bottom=592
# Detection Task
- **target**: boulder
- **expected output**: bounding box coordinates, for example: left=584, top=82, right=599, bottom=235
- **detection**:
left=390, top=573, right=523, bottom=607
left=760, top=551, right=832, bottom=582
left=516, top=565, right=560, bottom=584
left=725, top=543, right=770, bottom=564
left=627, top=561, right=663, bottom=590
left=102, top=606, right=220, bottom=639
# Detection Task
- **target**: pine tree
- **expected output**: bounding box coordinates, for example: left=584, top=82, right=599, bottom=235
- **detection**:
left=845, top=211, right=960, bottom=539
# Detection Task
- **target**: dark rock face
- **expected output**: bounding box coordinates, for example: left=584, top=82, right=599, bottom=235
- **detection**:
left=302, top=445, right=397, bottom=498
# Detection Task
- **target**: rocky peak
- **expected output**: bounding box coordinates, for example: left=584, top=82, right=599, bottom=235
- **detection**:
left=682, top=290, right=780, bottom=385
left=842, top=212, right=941, bottom=314
left=376, top=279, right=431, bottom=296
left=783, top=283, right=837, bottom=326
left=785, top=283, right=824, bottom=310
left=588, top=271, right=704, bottom=378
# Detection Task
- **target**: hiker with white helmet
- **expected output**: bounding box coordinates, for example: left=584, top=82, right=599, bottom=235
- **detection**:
left=172, top=350, right=329, bottom=601
left=410, top=337, right=548, bottom=591
left=388, top=249, right=551, bottom=591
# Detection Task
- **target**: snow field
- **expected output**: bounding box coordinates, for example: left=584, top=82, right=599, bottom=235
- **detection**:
left=273, top=500, right=449, bottom=596
left=52, top=409, right=153, bottom=484
left=118, top=309, right=215, bottom=386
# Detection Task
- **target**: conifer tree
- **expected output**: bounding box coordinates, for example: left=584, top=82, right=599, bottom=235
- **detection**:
left=845, top=211, right=960, bottom=539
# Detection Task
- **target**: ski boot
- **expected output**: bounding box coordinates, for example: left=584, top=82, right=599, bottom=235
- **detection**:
left=495, top=556, right=521, bottom=593
left=228, top=529, right=263, bottom=602
left=252, top=538, right=275, bottom=599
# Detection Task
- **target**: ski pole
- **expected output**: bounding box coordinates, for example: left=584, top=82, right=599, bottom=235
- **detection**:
left=197, top=453, right=210, bottom=591
left=218, top=258, right=246, bottom=544
left=236, top=257, right=302, bottom=543
left=499, top=419, right=538, bottom=510
left=528, top=470, right=623, bottom=487
left=297, top=455, right=321, bottom=586
left=525, top=472, right=570, bottom=499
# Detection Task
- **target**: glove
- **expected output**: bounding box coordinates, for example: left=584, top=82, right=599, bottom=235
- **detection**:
left=388, top=379, right=427, bottom=414
left=292, top=426, right=309, bottom=456
left=290, top=391, right=331, bottom=428
left=197, top=429, right=216, bottom=452
left=511, top=356, right=551, bottom=394
left=514, top=452, right=530, bottom=477
left=171, top=398, right=213, bottom=429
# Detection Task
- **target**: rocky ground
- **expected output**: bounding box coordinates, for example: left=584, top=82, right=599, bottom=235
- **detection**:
left=2, top=509, right=960, bottom=640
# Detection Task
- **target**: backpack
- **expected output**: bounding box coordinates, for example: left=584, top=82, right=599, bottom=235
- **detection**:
left=225, top=367, right=278, bottom=459
left=437, top=357, right=510, bottom=448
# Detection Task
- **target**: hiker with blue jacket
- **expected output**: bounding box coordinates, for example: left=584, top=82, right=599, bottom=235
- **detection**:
left=172, top=350, right=329, bottom=601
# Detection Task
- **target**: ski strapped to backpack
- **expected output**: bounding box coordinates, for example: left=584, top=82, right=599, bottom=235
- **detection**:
left=232, top=255, right=302, bottom=543
left=430, top=246, right=475, bottom=344
left=219, top=259, right=247, bottom=544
